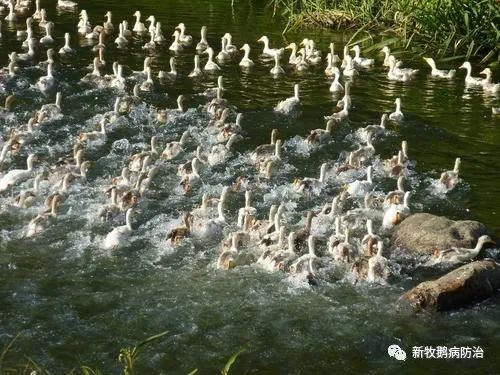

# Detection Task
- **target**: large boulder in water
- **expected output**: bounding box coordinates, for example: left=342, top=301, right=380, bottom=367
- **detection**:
left=392, top=213, right=487, bottom=257
left=397, top=260, right=500, bottom=312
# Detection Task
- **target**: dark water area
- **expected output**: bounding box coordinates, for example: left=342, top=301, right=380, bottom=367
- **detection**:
left=0, top=0, right=499, bottom=373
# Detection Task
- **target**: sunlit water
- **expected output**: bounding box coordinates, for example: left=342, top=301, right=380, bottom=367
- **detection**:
left=0, top=0, right=499, bottom=373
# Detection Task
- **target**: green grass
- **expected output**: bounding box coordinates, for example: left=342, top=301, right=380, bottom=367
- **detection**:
left=269, top=0, right=500, bottom=60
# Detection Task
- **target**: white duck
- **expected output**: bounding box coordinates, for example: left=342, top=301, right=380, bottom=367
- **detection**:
left=423, top=57, right=455, bottom=78
left=458, top=61, right=484, bottom=86
left=0, top=154, right=36, bottom=192
left=132, top=11, right=146, bottom=33
left=346, top=165, right=373, bottom=197
left=382, top=191, right=411, bottom=228
left=367, top=241, right=390, bottom=282
left=37, top=62, right=56, bottom=92
left=188, top=55, right=203, bottom=77
left=329, top=67, right=344, bottom=93
left=203, top=47, right=221, bottom=72
left=192, top=201, right=226, bottom=239
left=176, top=23, right=192, bottom=45
left=270, top=52, right=285, bottom=76
left=103, top=208, right=136, bottom=251
left=479, top=68, right=500, bottom=93
left=239, top=44, right=254, bottom=68
left=434, top=235, right=495, bottom=266
left=257, top=35, right=282, bottom=58
left=207, top=134, right=241, bottom=166
left=196, top=25, right=209, bottom=52
left=351, top=45, right=374, bottom=68
left=274, top=84, right=300, bottom=114
left=361, top=219, right=381, bottom=257
left=169, top=30, right=183, bottom=52
left=438, top=157, right=460, bottom=192
left=389, top=98, right=404, bottom=121
left=25, top=194, right=61, bottom=238
left=59, top=32, right=75, bottom=55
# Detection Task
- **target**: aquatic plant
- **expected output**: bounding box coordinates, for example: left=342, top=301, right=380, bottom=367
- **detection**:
left=269, top=0, right=499, bottom=60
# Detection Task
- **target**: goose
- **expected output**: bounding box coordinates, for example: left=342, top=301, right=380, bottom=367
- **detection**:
left=381, top=46, right=393, bottom=67
left=39, top=91, right=63, bottom=120
left=268, top=231, right=299, bottom=272
left=217, top=232, right=240, bottom=270
left=389, top=98, right=404, bottom=121
left=78, top=10, right=91, bottom=35
left=239, top=43, right=254, bottom=68
left=257, top=35, right=282, bottom=58
left=57, top=0, right=77, bottom=10
left=79, top=118, right=107, bottom=147
left=324, top=52, right=335, bottom=76
left=102, top=11, right=113, bottom=30
left=423, top=57, right=455, bottom=78
left=14, top=174, right=44, bottom=208
left=346, top=165, right=373, bottom=197
left=196, top=25, right=208, bottom=52
left=329, top=67, right=344, bottom=93
left=9, top=118, right=36, bottom=150
left=90, top=29, right=105, bottom=48
left=32, top=0, right=42, bottom=19
left=293, top=211, right=314, bottom=253
left=169, top=30, right=183, bottom=52
left=37, top=62, right=55, bottom=92
left=158, top=57, right=177, bottom=81
left=17, top=16, right=32, bottom=38
left=270, top=52, right=285, bottom=76
left=301, top=39, right=321, bottom=64
left=351, top=132, right=375, bottom=163
left=438, top=157, right=460, bottom=192
left=129, top=137, right=160, bottom=171
left=45, top=172, right=73, bottom=207
left=0, top=154, right=36, bottom=192
left=145, top=15, right=155, bottom=34
left=293, top=163, right=327, bottom=194
left=191, top=193, right=220, bottom=220
left=384, top=175, right=406, bottom=207
left=142, top=30, right=156, bottom=49
left=81, top=57, right=102, bottom=82
left=458, top=62, right=484, bottom=86
left=138, top=166, right=159, bottom=196
left=121, top=20, right=132, bottom=37
left=328, top=42, right=341, bottom=66
left=387, top=56, right=411, bottom=81
left=188, top=55, right=203, bottom=77
left=391, top=56, right=419, bottom=77
left=275, top=84, right=300, bottom=114
left=223, top=33, right=237, bottom=55
left=25, top=194, right=61, bottom=238
left=191, top=201, right=226, bottom=239
left=40, top=47, right=55, bottom=67
left=48, top=147, right=83, bottom=183
left=289, top=235, right=320, bottom=275
left=114, top=23, right=128, bottom=45
left=324, top=96, right=349, bottom=122
left=40, top=21, right=54, bottom=44
left=258, top=227, right=287, bottom=270
left=179, top=158, right=202, bottom=191
left=216, top=36, right=230, bottom=62
left=257, top=139, right=282, bottom=173
left=161, top=131, right=190, bottom=160
left=358, top=114, right=387, bottom=142
left=176, top=22, right=192, bottom=45
left=332, top=227, right=354, bottom=263
left=58, top=32, right=74, bottom=55
left=351, top=45, right=374, bottom=68
left=335, top=80, right=351, bottom=109
left=0, top=95, right=15, bottom=113
left=22, top=26, right=36, bottom=48
left=434, top=235, right=495, bottom=266
left=492, top=107, right=500, bottom=115
left=103, top=208, right=136, bottom=250
left=285, top=42, right=299, bottom=65
left=250, top=129, right=278, bottom=162
left=156, top=95, right=186, bottom=123
left=382, top=191, right=411, bottom=228
left=18, top=38, right=36, bottom=61
left=207, top=87, right=229, bottom=117
left=4, top=1, right=16, bottom=22
left=327, top=217, right=344, bottom=254
left=367, top=241, right=390, bottom=282
left=217, top=113, right=243, bottom=142
left=203, top=47, right=221, bottom=71
left=207, top=133, right=241, bottom=166
left=238, top=190, right=257, bottom=222
left=99, top=186, right=120, bottom=221
left=132, top=11, right=146, bottom=33
left=479, top=68, right=500, bottom=93
left=361, top=219, right=381, bottom=257
left=342, top=55, right=357, bottom=78
left=140, top=67, right=154, bottom=92
left=307, top=119, right=335, bottom=144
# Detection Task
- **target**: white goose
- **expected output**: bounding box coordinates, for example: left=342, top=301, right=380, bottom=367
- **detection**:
left=192, top=201, right=226, bottom=239
left=250, top=129, right=278, bottom=162
left=270, top=52, right=285, bottom=76
left=382, top=191, right=411, bottom=228
left=114, top=23, right=128, bottom=45
left=161, top=131, right=190, bottom=160
left=293, top=163, right=327, bottom=194
left=367, top=241, right=390, bottom=282
left=307, top=119, right=335, bottom=144
left=351, top=45, right=373, bottom=68
left=342, top=55, right=357, bottom=78
left=176, top=23, right=192, bottom=45
left=37, top=62, right=55, bottom=92
left=285, top=42, right=299, bottom=65
left=239, top=43, right=254, bottom=68
left=438, top=157, right=460, bottom=192
left=434, top=235, right=495, bottom=266
left=4, top=1, right=16, bottom=22
left=458, top=62, right=484, bottom=86
left=14, top=174, right=44, bottom=208
left=169, top=30, right=183, bottom=52
left=329, top=67, right=344, bottom=93
left=0, top=154, right=36, bottom=192
left=59, top=32, right=75, bottom=55
left=346, top=165, right=373, bottom=197
left=40, top=22, right=54, bottom=44
left=257, top=35, right=282, bottom=58
left=217, top=232, right=239, bottom=270
left=103, top=208, right=136, bottom=250
left=479, top=68, right=500, bottom=93
left=132, top=11, right=146, bottom=33
left=79, top=118, right=107, bottom=147
left=423, top=57, right=455, bottom=78
left=361, top=219, right=381, bottom=257
left=154, top=22, right=165, bottom=42
left=188, top=55, right=202, bottom=77
left=274, top=84, right=300, bottom=114
left=203, top=47, right=221, bottom=72
left=389, top=98, right=404, bottom=121
left=289, top=235, right=320, bottom=275
left=25, top=194, right=61, bottom=238
left=196, top=25, right=209, bottom=52
left=207, top=133, right=241, bottom=166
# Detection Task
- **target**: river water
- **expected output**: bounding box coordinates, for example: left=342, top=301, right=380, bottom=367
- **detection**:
left=0, top=0, right=499, bottom=373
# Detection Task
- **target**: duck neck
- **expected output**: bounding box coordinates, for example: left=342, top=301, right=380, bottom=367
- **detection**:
left=397, top=176, right=404, bottom=192
left=367, top=220, right=373, bottom=235
left=308, top=237, right=316, bottom=257
left=366, top=167, right=372, bottom=184
left=126, top=209, right=133, bottom=231
left=335, top=217, right=341, bottom=235
left=200, top=27, right=207, bottom=43
left=453, top=158, right=460, bottom=174
left=274, top=141, right=281, bottom=158
left=27, top=155, right=34, bottom=171
left=288, top=234, right=296, bottom=253
left=319, top=164, right=326, bottom=183
left=403, top=193, right=410, bottom=208
left=294, top=84, right=299, bottom=101
left=111, top=188, right=117, bottom=205
left=33, top=174, right=41, bottom=191
left=218, top=203, right=225, bottom=221
left=55, top=93, right=62, bottom=108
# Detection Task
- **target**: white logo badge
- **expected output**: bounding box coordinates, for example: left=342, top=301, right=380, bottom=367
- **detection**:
left=388, top=344, right=407, bottom=361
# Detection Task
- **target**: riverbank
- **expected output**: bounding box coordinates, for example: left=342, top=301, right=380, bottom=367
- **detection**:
left=269, top=0, right=499, bottom=61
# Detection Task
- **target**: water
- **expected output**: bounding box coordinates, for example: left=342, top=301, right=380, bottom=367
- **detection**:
left=0, top=0, right=499, bottom=373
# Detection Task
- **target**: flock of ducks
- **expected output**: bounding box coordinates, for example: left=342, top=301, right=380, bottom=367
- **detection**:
left=0, top=1, right=498, bottom=287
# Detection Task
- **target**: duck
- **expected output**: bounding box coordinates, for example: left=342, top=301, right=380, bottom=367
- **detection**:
left=367, top=241, right=390, bottom=282
left=79, top=118, right=107, bottom=148
left=114, top=23, right=128, bottom=46
left=176, top=22, right=192, bottom=45
left=270, top=52, right=285, bottom=76
left=188, top=55, right=203, bottom=77
left=103, top=11, right=113, bottom=30
left=156, top=95, right=186, bottom=123
left=142, top=30, right=156, bottom=50
left=140, top=67, right=154, bottom=92
left=207, top=133, right=241, bottom=166
left=40, top=21, right=54, bottom=44
left=346, top=165, right=373, bottom=198
left=351, top=45, right=374, bottom=68
left=4, top=1, right=17, bottom=22
left=423, top=57, right=456, bottom=78
left=293, top=211, right=314, bottom=253
left=14, top=173, right=44, bottom=208
left=39, top=91, right=63, bottom=120
left=342, top=55, right=357, bottom=78
left=293, top=163, right=327, bottom=194
left=384, top=175, right=406, bottom=207
left=203, top=47, right=221, bottom=72
left=479, top=68, right=500, bottom=93
left=216, top=36, right=230, bottom=62
left=382, top=191, right=411, bottom=228
left=289, top=235, right=320, bottom=275
left=358, top=114, right=387, bottom=143
left=37, top=62, right=56, bottom=92
left=239, top=43, right=254, bottom=68
left=169, top=30, right=183, bottom=52
left=191, top=201, right=226, bottom=239
left=275, top=84, right=300, bottom=114
left=57, top=0, right=77, bottom=10
left=434, top=235, right=495, bottom=266
left=389, top=98, right=404, bottom=121
left=145, top=15, right=155, bottom=34
left=132, top=11, right=146, bottom=33
left=32, top=0, right=42, bottom=19
left=217, top=232, right=241, bottom=270
left=196, top=25, right=208, bottom=52
left=458, top=61, right=484, bottom=86
left=102, top=208, right=136, bottom=251
left=78, top=10, right=91, bottom=35
left=122, top=20, right=132, bottom=37
left=250, top=129, right=278, bottom=162
left=161, top=131, right=190, bottom=160
left=0, top=153, right=36, bottom=192
left=179, top=158, right=202, bottom=191
left=18, top=38, right=36, bottom=61
left=285, top=42, right=299, bottom=65
left=381, top=46, right=393, bottom=67
left=307, top=119, right=335, bottom=144
left=25, top=194, right=61, bottom=238
left=257, top=35, right=282, bottom=58
left=327, top=42, right=341, bottom=66
left=329, top=67, right=344, bottom=93
left=159, top=57, right=177, bottom=81
left=153, top=22, right=165, bottom=42
left=387, top=56, right=416, bottom=81
left=268, top=231, right=299, bottom=272
left=58, top=32, right=75, bottom=55
left=99, top=186, right=120, bottom=222
left=332, top=227, right=354, bottom=263
left=361, top=219, right=381, bottom=257
left=438, top=157, right=460, bottom=192
left=294, top=49, right=309, bottom=72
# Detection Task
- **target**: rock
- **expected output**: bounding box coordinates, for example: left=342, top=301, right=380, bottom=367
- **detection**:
left=397, top=260, right=500, bottom=312
left=392, top=213, right=487, bottom=257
